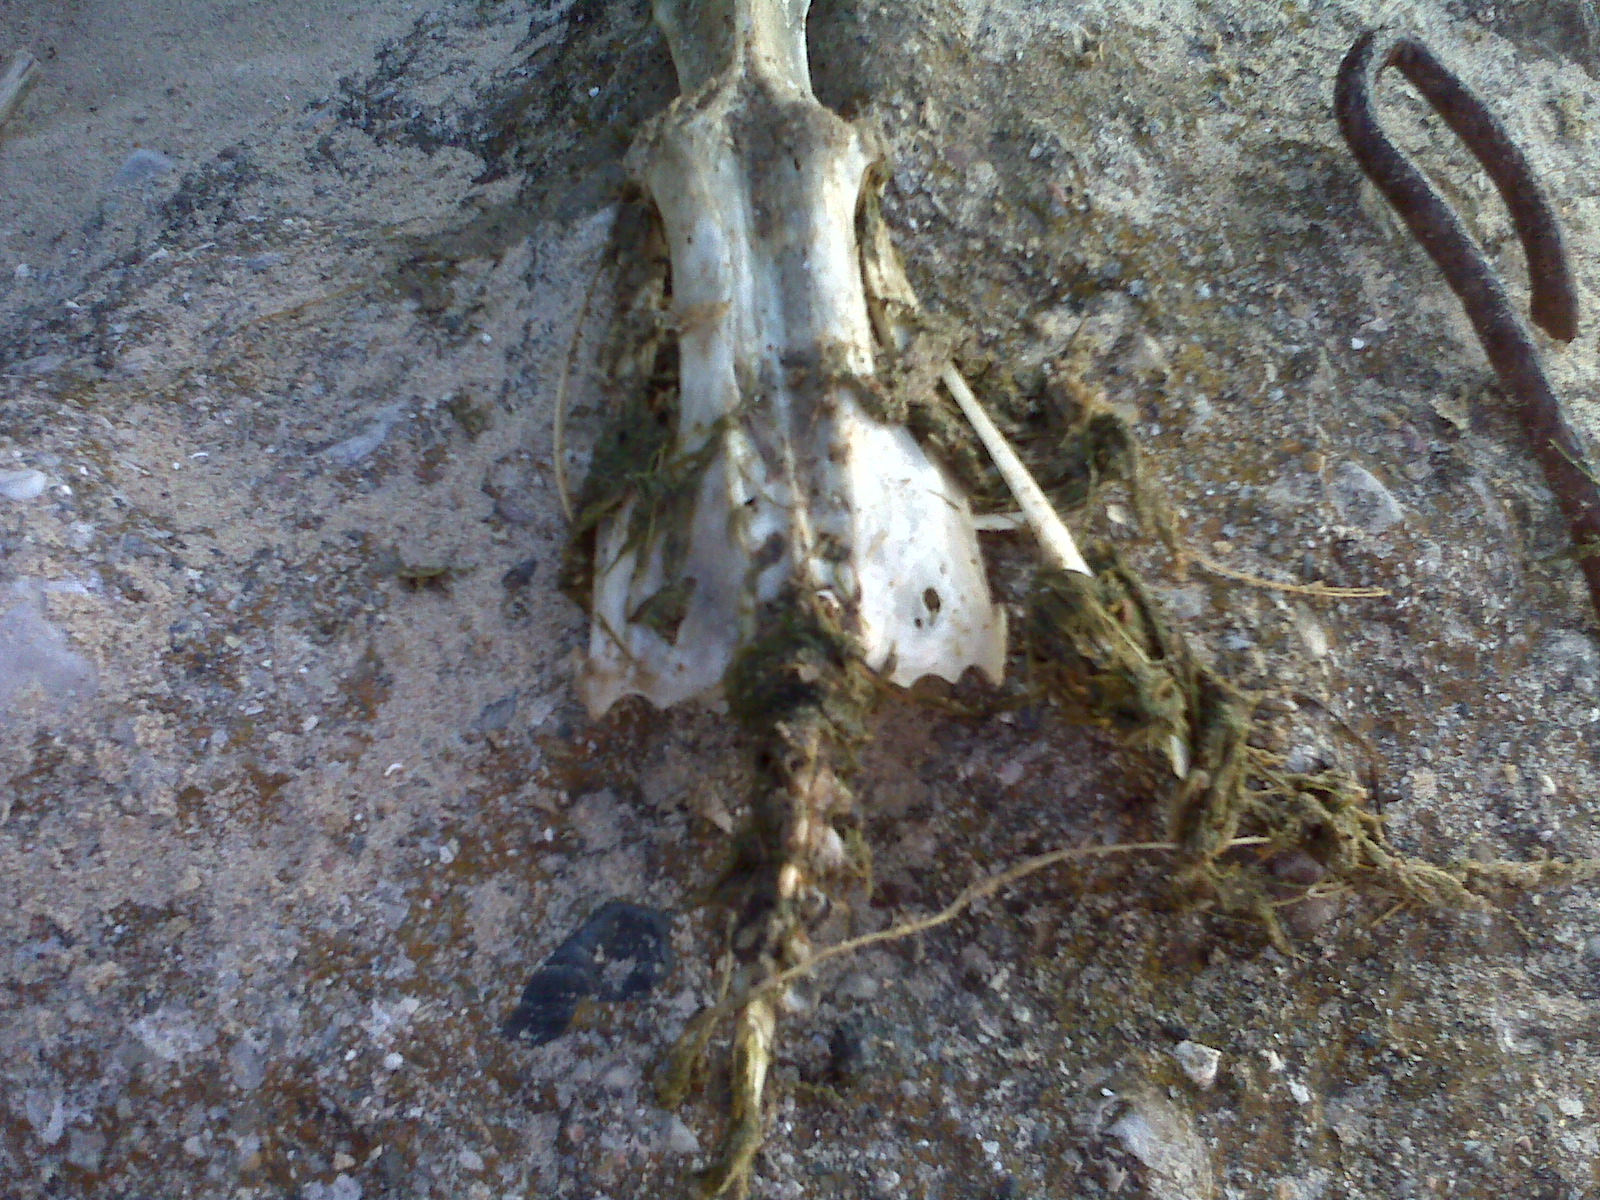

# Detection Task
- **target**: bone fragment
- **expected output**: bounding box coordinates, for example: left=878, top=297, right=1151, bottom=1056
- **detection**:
left=939, top=363, right=1093, bottom=576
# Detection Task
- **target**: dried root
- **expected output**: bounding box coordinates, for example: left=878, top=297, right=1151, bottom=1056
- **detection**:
left=1027, top=551, right=1600, bottom=951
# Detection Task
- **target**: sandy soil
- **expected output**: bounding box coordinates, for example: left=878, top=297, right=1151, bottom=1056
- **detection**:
left=3, top=2, right=1600, bottom=1198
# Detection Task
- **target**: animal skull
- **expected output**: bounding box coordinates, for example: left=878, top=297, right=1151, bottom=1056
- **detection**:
left=579, top=0, right=1035, bottom=716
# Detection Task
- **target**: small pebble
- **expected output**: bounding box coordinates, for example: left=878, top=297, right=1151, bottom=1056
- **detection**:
left=661, top=1114, right=700, bottom=1156
left=473, top=693, right=518, bottom=733
left=1327, top=461, right=1403, bottom=533
left=66, top=1128, right=105, bottom=1171
left=322, top=404, right=404, bottom=466
left=228, top=1039, right=266, bottom=1091
left=1172, top=1040, right=1222, bottom=1090
left=23, top=1088, right=65, bottom=1145
left=0, top=468, right=48, bottom=501
left=111, top=147, right=177, bottom=188
left=1106, top=1096, right=1214, bottom=1196
left=501, top=557, right=538, bottom=590
left=837, top=970, right=881, bottom=1001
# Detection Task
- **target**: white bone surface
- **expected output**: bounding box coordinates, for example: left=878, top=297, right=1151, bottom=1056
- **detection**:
left=581, top=0, right=1007, bottom=716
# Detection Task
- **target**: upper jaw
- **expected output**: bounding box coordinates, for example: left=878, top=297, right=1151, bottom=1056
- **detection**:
left=653, top=0, right=813, bottom=97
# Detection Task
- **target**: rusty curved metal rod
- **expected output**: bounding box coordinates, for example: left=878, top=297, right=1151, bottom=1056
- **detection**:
left=1335, top=29, right=1600, bottom=616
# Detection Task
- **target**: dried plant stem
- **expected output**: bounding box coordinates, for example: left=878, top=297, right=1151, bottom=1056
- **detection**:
left=712, top=836, right=1273, bottom=1023
left=1191, top=552, right=1390, bottom=599
left=553, top=255, right=608, bottom=523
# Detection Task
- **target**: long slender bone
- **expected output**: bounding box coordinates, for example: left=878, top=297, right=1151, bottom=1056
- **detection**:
left=572, top=1, right=1090, bottom=1193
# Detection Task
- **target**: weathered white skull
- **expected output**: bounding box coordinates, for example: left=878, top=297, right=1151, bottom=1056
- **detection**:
left=581, top=0, right=1009, bottom=715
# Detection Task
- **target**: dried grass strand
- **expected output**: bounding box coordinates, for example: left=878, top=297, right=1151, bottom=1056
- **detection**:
left=1191, top=551, right=1390, bottom=598
left=554, top=255, right=608, bottom=523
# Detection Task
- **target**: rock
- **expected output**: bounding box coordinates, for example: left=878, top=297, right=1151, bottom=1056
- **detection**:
left=1172, top=1040, right=1222, bottom=1090
left=1121, top=331, right=1170, bottom=379
left=660, top=1113, right=700, bottom=1156
left=1327, top=461, right=1403, bottom=533
left=503, top=901, right=675, bottom=1045
left=22, top=1085, right=65, bottom=1145
left=1107, top=1093, right=1216, bottom=1200
left=1324, top=1078, right=1386, bottom=1147
left=0, top=468, right=48, bottom=500
left=302, top=1176, right=363, bottom=1200
left=0, top=584, right=96, bottom=717
left=132, top=1008, right=213, bottom=1062
left=66, top=1127, right=106, bottom=1171
left=12, top=352, right=66, bottom=375
left=568, top=789, right=622, bottom=852
left=599, top=1059, right=641, bottom=1093
left=1291, top=606, right=1329, bottom=659
left=837, top=969, right=881, bottom=1001
left=501, top=557, right=538, bottom=590
left=321, top=403, right=405, bottom=466
left=1539, top=630, right=1600, bottom=695
left=473, top=693, right=518, bottom=733
left=227, top=1038, right=266, bottom=1091
left=1270, top=852, right=1327, bottom=887
left=110, top=148, right=177, bottom=188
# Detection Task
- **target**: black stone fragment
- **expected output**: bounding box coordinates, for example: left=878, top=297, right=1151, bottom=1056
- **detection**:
left=503, top=900, right=675, bottom=1044
left=501, top=964, right=592, bottom=1045
left=828, top=1019, right=870, bottom=1086
left=473, top=693, right=518, bottom=733
left=501, top=557, right=538, bottom=589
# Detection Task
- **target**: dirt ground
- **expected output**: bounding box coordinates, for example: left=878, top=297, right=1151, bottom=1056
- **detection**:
left=3, top=1, right=1600, bottom=1197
